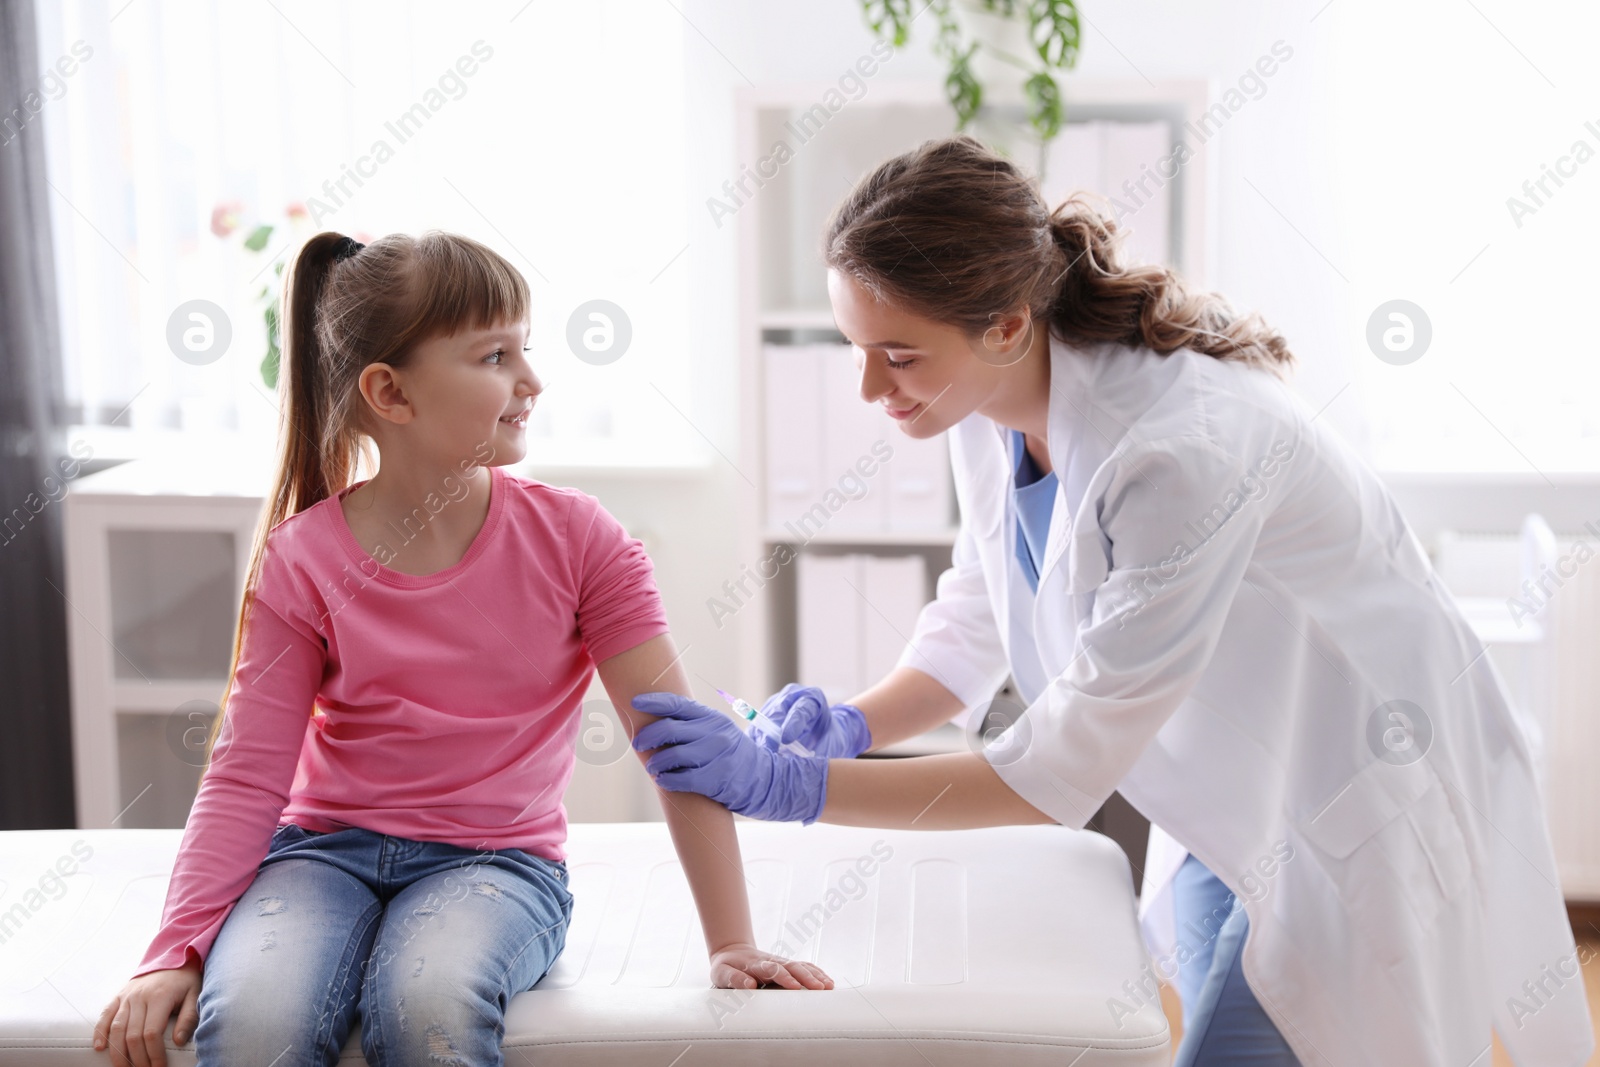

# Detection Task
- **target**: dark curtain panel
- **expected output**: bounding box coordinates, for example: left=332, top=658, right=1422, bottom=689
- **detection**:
left=0, top=0, right=76, bottom=829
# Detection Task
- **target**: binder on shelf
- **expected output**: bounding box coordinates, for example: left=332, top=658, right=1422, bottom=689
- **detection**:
left=797, top=552, right=930, bottom=706
left=821, top=344, right=889, bottom=534
left=1041, top=119, right=1174, bottom=268
left=763, top=342, right=953, bottom=537
left=797, top=553, right=862, bottom=703
left=1040, top=120, right=1105, bottom=214
left=860, top=554, right=928, bottom=686
left=763, top=343, right=826, bottom=532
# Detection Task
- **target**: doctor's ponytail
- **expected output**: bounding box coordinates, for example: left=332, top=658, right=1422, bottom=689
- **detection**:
left=824, top=135, right=1295, bottom=375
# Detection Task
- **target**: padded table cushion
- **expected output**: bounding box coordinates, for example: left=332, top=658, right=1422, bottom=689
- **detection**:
left=0, top=822, right=1169, bottom=1064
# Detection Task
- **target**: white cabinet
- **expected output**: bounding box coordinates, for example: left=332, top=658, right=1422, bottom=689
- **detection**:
left=63, top=455, right=270, bottom=829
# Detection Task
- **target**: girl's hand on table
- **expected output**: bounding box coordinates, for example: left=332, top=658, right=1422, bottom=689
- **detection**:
left=710, top=943, right=835, bottom=990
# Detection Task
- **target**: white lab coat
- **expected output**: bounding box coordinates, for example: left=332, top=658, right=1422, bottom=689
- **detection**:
left=895, top=332, right=1593, bottom=1065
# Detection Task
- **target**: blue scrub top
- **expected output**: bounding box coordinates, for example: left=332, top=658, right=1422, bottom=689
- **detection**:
left=1010, top=429, right=1057, bottom=594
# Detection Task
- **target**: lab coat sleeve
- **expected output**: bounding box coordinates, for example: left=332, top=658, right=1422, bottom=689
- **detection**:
left=987, top=435, right=1269, bottom=829
left=896, top=514, right=1012, bottom=721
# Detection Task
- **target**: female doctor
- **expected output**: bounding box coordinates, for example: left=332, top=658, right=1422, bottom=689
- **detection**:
left=630, top=136, right=1591, bottom=1066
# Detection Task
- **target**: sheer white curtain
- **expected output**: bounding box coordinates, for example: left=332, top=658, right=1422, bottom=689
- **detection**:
left=37, top=0, right=694, bottom=465
left=1328, top=0, right=1600, bottom=475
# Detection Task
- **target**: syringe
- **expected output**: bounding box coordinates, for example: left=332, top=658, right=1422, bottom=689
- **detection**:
left=715, top=688, right=816, bottom=758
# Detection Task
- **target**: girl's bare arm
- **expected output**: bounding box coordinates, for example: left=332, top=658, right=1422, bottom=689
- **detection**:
left=596, top=634, right=832, bottom=991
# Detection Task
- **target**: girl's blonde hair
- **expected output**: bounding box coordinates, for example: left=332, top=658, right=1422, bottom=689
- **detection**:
left=823, top=135, right=1295, bottom=373
left=200, top=230, right=530, bottom=770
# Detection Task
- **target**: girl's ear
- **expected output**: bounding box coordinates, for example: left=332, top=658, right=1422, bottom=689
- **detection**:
left=357, top=361, right=414, bottom=426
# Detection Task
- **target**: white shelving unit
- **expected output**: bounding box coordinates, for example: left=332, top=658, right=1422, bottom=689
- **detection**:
left=731, top=79, right=1215, bottom=761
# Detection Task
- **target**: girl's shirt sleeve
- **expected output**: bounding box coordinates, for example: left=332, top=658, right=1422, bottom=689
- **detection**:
left=131, top=534, right=326, bottom=977
left=567, top=493, right=671, bottom=664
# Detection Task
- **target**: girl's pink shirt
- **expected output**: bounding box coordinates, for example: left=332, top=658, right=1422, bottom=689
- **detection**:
left=133, top=464, right=670, bottom=977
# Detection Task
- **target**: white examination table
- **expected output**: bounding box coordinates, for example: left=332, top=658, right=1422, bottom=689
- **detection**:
left=0, top=822, right=1170, bottom=1064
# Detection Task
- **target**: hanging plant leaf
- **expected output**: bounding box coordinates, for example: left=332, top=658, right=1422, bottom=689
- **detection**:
left=946, top=42, right=983, bottom=129
left=1025, top=70, right=1063, bottom=140
left=242, top=224, right=274, bottom=253
left=859, top=0, right=914, bottom=46
left=1028, top=0, right=1081, bottom=69
left=927, top=1, right=981, bottom=133
left=931, top=0, right=961, bottom=61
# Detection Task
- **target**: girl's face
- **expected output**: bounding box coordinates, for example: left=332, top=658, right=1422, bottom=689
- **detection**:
left=826, top=269, right=1034, bottom=439
left=363, top=317, right=542, bottom=466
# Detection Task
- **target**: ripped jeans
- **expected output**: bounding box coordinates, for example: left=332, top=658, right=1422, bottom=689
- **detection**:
left=194, top=822, right=573, bottom=1067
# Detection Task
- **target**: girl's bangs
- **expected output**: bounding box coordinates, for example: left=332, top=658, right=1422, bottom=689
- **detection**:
left=407, top=231, right=531, bottom=340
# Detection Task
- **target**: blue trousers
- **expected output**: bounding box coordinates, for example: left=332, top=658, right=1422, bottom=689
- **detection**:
left=1171, top=853, right=1301, bottom=1066
left=194, top=822, right=573, bottom=1066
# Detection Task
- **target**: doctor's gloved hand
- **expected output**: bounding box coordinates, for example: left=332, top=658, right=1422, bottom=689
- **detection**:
left=758, top=683, right=872, bottom=759
left=630, top=692, right=830, bottom=824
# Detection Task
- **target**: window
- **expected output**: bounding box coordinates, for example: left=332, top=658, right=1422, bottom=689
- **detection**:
left=36, top=0, right=696, bottom=468
left=1328, top=1, right=1600, bottom=475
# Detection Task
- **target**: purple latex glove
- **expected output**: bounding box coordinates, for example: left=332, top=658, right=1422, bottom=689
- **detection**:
left=757, top=683, right=872, bottom=759
left=630, top=692, right=830, bottom=824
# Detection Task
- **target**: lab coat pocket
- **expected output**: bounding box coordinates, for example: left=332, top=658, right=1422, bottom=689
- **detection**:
left=1296, top=757, right=1473, bottom=971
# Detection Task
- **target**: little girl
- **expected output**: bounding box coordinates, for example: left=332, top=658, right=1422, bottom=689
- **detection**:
left=91, top=230, right=832, bottom=1067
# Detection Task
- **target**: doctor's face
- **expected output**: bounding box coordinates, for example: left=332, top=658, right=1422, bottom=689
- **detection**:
left=827, top=268, right=1031, bottom=439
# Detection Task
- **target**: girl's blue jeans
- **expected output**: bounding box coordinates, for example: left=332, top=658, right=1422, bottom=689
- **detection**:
left=1171, top=853, right=1302, bottom=1066
left=193, top=822, right=573, bottom=1067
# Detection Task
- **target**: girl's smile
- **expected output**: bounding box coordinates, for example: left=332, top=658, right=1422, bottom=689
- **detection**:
left=356, top=318, right=542, bottom=467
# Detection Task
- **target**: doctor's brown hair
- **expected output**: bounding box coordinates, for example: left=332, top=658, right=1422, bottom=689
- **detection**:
left=199, top=230, right=530, bottom=771
left=823, top=135, right=1295, bottom=373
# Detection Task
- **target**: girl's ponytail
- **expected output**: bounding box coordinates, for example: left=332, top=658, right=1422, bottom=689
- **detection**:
left=824, top=135, right=1295, bottom=375
left=199, top=232, right=360, bottom=773
left=276, top=231, right=363, bottom=516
